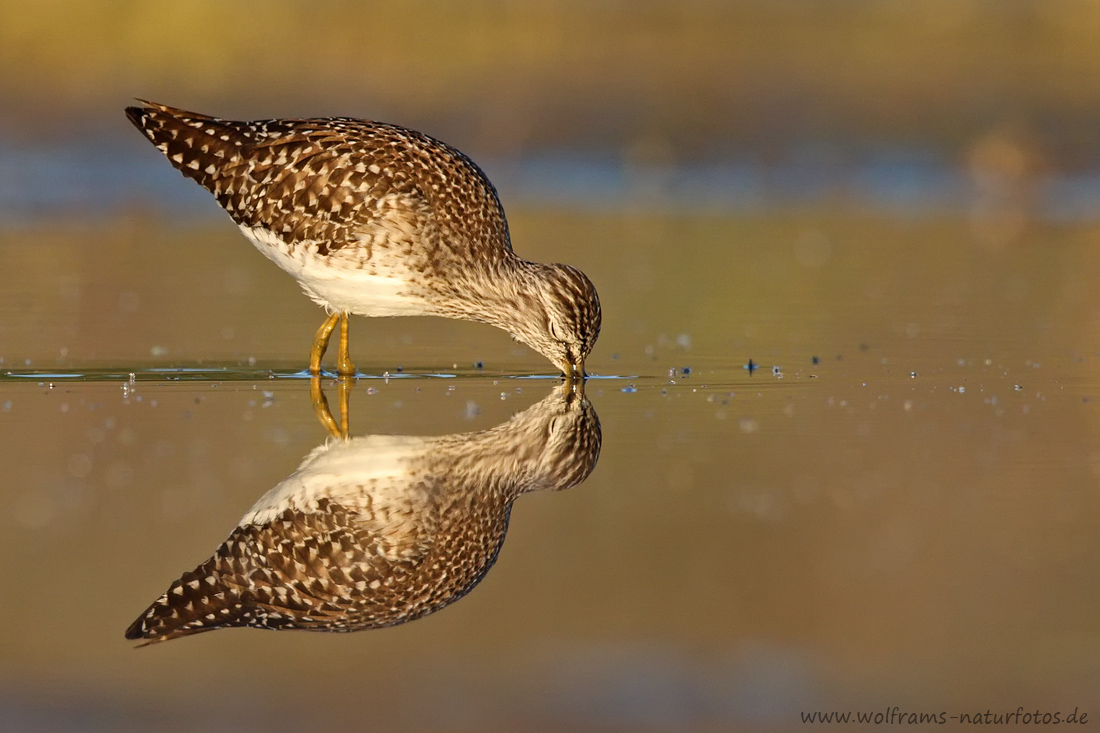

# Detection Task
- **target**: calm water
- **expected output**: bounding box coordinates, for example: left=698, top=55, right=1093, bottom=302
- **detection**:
left=2, top=209, right=1100, bottom=731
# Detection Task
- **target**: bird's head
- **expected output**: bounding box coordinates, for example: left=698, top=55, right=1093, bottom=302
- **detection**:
left=508, top=263, right=601, bottom=379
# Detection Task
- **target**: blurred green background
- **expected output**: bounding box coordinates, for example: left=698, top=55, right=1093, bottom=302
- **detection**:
left=2, top=0, right=1096, bottom=248
left=3, top=0, right=1100, bottom=166
left=4, top=0, right=1099, bottom=368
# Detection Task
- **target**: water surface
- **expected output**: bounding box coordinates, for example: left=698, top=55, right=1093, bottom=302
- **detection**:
left=1, top=211, right=1099, bottom=730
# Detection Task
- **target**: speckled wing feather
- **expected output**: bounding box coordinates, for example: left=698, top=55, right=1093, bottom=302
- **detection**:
left=124, top=101, right=512, bottom=260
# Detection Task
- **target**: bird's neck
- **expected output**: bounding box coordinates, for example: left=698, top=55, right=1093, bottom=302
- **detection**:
left=427, top=255, right=544, bottom=335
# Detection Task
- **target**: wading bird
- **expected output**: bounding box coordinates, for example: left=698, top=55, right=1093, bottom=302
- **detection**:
left=126, top=101, right=601, bottom=377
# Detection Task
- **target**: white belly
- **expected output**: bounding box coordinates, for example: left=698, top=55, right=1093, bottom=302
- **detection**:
left=240, top=435, right=429, bottom=527
left=239, top=225, right=429, bottom=317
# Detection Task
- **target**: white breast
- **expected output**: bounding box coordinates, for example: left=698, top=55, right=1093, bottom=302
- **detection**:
left=239, top=225, right=430, bottom=317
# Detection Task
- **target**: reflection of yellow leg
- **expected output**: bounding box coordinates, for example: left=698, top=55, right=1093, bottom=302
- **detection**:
left=337, top=312, right=356, bottom=376
left=310, top=312, right=340, bottom=375
left=336, top=377, right=351, bottom=439
left=310, top=376, right=341, bottom=439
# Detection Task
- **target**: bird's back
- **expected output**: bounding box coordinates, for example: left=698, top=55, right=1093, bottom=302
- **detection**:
left=125, top=101, right=513, bottom=261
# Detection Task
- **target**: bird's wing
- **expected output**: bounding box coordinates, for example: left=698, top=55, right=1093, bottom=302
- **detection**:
left=125, top=101, right=512, bottom=257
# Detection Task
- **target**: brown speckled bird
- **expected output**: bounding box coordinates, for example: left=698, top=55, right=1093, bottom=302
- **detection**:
left=125, top=385, right=601, bottom=644
left=125, top=101, right=601, bottom=377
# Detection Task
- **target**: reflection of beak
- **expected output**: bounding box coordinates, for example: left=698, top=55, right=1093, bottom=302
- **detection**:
left=563, top=368, right=586, bottom=397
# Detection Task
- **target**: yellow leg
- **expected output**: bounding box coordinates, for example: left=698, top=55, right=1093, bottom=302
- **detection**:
left=310, top=376, right=341, bottom=439
left=310, top=312, right=340, bottom=375
left=336, top=312, right=356, bottom=376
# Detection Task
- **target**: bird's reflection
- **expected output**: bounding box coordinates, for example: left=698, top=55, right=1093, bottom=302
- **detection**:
left=126, top=380, right=600, bottom=645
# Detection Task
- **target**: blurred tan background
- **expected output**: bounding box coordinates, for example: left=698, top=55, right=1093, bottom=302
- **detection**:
left=4, top=3, right=1100, bottom=732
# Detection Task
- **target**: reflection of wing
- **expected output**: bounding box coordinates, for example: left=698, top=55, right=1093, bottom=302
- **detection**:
left=125, top=497, right=446, bottom=644
left=126, top=386, right=601, bottom=645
